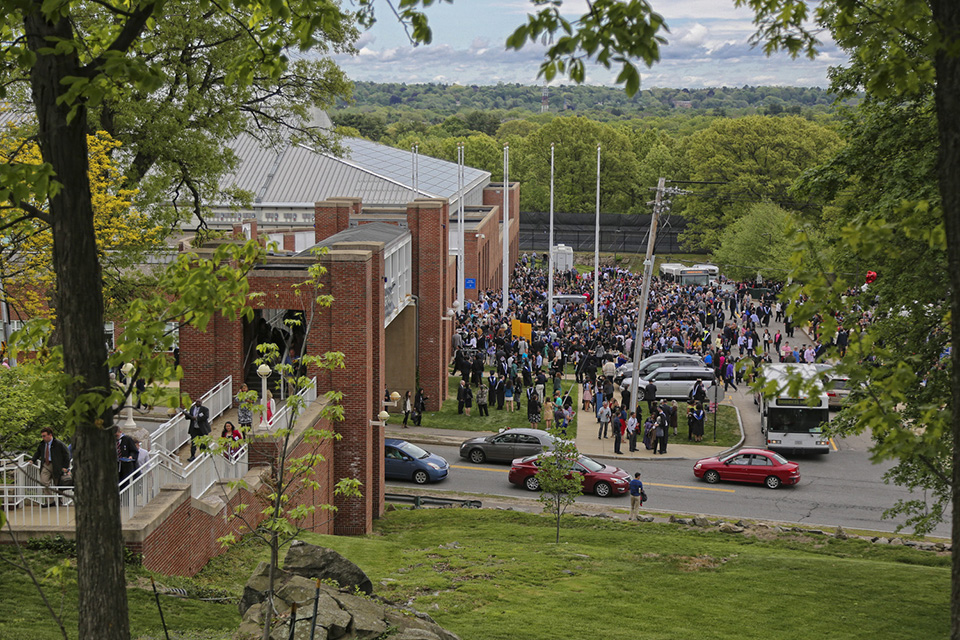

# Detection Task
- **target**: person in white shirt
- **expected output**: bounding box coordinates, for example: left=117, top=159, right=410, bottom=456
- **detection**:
left=626, top=412, right=639, bottom=452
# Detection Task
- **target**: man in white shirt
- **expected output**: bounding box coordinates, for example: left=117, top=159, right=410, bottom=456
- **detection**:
left=626, top=412, right=639, bottom=452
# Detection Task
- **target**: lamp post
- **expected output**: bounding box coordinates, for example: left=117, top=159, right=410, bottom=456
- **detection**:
left=257, top=363, right=272, bottom=428
left=120, top=362, right=137, bottom=429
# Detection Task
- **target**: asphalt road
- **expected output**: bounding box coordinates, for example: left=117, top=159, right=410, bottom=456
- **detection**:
left=388, top=436, right=952, bottom=538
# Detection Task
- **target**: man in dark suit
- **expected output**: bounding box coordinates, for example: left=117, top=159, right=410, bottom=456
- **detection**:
left=182, top=400, right=210, bottom=461
left=31, top=427, right=71, bottom=506
left=116, top=429, right=139, bottom=482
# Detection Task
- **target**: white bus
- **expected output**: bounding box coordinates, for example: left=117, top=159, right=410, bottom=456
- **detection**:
left=659, top=263, right=719, bottom=286
left=757, top=363, right=832, bottom=454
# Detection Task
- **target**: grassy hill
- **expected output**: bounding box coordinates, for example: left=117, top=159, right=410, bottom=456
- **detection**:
left=2, top=508, right=948, bottom=639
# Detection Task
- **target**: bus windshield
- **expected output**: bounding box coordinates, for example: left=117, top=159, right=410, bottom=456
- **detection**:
left=767, top=408, right=829, bottom=434
left=681, top=274, right=710, bottom=286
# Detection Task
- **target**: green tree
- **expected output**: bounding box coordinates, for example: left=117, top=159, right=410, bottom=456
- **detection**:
left=679, top=115, right=841, bottom=250
left=712, top=202, right=821, bottom=281
left=0, top=0, right=360, bottom=637
left=532, top=425, right=583, bottom=543
left=0, top=364, right=67, bottom=454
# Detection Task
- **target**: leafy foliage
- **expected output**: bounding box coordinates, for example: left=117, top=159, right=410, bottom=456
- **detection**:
left=0, top=364, right=67, bottom=455
left=535, top=426, right=584, bottom=543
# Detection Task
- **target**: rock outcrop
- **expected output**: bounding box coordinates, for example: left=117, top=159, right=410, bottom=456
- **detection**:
left=237, top=541, right=460, bottom=640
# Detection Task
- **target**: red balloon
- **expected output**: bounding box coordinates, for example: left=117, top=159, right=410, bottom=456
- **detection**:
left=865, top=271, right=878, bottom=284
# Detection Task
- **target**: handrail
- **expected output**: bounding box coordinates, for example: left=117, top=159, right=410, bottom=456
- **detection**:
left=151, top=375, right=233, bottom=455
left=264, top=377, right=317, bottom=430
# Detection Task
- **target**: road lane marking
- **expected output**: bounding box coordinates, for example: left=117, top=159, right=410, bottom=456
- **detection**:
left=830, top=438, right=838, bottom=451
left=647, top=482, right=735, bottom=494
left=451, top=464, right=509, bottom=473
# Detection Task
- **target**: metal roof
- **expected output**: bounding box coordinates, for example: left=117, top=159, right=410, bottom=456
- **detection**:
left=220, top=134, right=490, bottom=209
left=305, top=221, right=409, bottom=255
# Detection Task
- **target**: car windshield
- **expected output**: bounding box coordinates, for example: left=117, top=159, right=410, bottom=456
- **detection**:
left=578, top=456, right=605, bottom=472
left=399, top=442, right=430, bottom=459
left=767, top=408, right=829, bottom=433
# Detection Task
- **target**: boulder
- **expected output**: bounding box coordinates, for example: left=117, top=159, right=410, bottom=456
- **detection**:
left=874, top=537, right=889, bottom=545
left=241, top=562, right=293, bottom=616
left=834, top=526, right=848, bottom=540
left=692, top=516, right=710, bottom=527
left=718, top=522, right=744, bottom=534
left=284, top=540, right=373, bottom=595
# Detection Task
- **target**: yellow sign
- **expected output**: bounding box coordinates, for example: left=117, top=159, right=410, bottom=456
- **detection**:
left=511, top=319, right=532, bottom=341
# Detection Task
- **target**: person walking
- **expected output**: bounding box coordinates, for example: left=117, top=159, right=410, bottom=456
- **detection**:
left=628, top=472, right=645, bottom=521
left=613, top=409, right=626, bottom=455
left=30, top=428, right=70, bottom=507
left=505, top=379, right=515, bottom=412
left=235, top=383, right=254, bottom=431
left=626, top=411, right=639, bottom=452
left=597, top=401, right=611, bottom=439
left=402, top=390, right=413, bottom=427
left=457, top=380, right=468, bottom=415
left=413, top=388, right=427, bottom=426
left=182, top=400, right=210, bottom=461
left=116, top=429, right=139, bottom=482
left=526, top=388, right=542, bottom=429
left=476, top=382, right=490, bottom=417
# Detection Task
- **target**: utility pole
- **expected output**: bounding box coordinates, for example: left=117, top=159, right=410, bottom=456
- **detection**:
left=627, top=177, right=666, bottom=413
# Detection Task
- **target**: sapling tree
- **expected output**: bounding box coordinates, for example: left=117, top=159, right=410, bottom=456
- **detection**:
left=535, top=425, right=584, bottom=544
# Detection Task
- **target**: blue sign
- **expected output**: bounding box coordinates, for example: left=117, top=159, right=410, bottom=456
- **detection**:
left=465, top=278, right=477, bottom=290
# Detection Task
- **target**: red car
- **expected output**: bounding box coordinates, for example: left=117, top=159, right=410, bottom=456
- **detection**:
left=693, top=448, right=800, bottom=489
left=508, top=453, right=631, bottom=497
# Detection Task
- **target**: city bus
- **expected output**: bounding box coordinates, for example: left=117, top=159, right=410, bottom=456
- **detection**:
left=757, top=363, right=832, bottom=454
left=659, top=263, right=719, bottom=286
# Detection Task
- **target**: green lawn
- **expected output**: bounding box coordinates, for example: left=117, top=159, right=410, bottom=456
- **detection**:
left=0, top=542, right=239, bottom=640
left=196, top=509, right=947, bottom=640
left=4, top=509, right=948, bottom=639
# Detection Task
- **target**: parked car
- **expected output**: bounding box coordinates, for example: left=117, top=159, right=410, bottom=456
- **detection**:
left=508, top=453, right=631, bottom=497
left=813, top=364, right=851, bottom=409
left=621, top=366, right=716, bottom=400
left=693, top=448, right=800, bottom=489
left=615, top=352, right=704, bottom=383
left=385, top=439, right=449, bottom=484
left=459, top=428, right=556, bottom=464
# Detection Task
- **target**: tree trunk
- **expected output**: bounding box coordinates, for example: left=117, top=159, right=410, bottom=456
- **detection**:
left=930, top=2, right=960, bottom=639
left=25, top=11, right=130, bottom=640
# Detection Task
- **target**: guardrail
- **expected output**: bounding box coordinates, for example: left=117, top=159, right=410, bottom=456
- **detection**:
left=385, top=493, right=482, bottom=509
left=2, top=455, right=75, bottom=526
left=151, top=375, right=233, bottom=455
left=264, top=377, right=317, bottom=430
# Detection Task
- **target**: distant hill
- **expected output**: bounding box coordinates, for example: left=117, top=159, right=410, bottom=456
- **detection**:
left=338, top=81, right=852, bottom=121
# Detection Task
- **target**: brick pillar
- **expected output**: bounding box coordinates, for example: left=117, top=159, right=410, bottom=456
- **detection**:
left=406, top=199, right=448, bottom=412
left=321, top=249, right=376, bottom=535
left=314, top=200, right=355, bottom=244
left=180, top=312, right=242, bottom=404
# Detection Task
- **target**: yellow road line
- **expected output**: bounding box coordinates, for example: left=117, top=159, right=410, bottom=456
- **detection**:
left=647, top=482, right=735, bottom=494
left=451, top=464, right=509, bottom=473
left=830, top=438, right=838, bottom=451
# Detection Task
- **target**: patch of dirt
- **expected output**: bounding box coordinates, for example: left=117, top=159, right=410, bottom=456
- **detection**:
left=675, top=555, right=723, bottom=572
left=432, top=562, right=452, bottom=573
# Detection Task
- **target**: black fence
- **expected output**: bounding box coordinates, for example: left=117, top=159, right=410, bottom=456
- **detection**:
left=518, top=211, right=699, bottom=255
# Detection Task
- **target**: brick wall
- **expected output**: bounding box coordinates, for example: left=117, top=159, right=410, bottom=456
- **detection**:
left=138, top=433, right=336, bottom=576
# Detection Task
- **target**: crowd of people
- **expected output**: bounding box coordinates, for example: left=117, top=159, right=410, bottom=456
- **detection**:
left=447, top=254, right=813, bottom=450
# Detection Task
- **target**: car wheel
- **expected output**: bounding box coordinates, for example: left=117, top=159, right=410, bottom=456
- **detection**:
left=469, top=449, right=486, bottom=464
left=524, top=475, right=540, bottom=491
left=765, top=475, right=781, bottom=490
left=703, top=470, right=721, bottom=484
left=413, top=470, right=429, bottom=485
left=594, top=481, right=611, bottom=498
left=636, top=389, right=645, bottom=401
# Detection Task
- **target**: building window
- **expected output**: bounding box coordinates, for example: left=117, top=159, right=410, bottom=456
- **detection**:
left=164, top=322, right=179, bottom=351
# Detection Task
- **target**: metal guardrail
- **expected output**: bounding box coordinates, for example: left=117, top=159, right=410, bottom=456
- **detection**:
left=150, top=375, right=233, bottom=456
left=264, top=377, right=317, bottom=430
left=385, top=493, right=482, bottom=509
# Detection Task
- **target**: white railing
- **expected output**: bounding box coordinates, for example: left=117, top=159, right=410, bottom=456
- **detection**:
left=2, top=375, right=318, bottom=528
left=151, top=375, right=233, bottom=455
left=2, top=454, right=75, bottom=527
left=263, top=377, right=317, bottom=430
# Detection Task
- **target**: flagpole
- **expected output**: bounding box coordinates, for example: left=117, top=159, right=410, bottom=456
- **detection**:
left=548, top=143, right=555, bottom=320
left=594, top=144, right=600, bottom=320
left=457, top=142, right=465, bottom=308
left=502, top=144, right=510, bottom=316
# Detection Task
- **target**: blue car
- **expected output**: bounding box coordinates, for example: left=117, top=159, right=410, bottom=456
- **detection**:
left=385, top=439, right=449, bottom=484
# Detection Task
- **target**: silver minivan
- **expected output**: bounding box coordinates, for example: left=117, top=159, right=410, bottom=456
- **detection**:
left=627, top=366, right=716, bottom=401
left=615, top=352, right=704, bottom=383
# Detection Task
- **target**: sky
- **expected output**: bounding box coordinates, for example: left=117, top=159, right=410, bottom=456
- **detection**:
left=330, top=0, right=847, bottom=89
